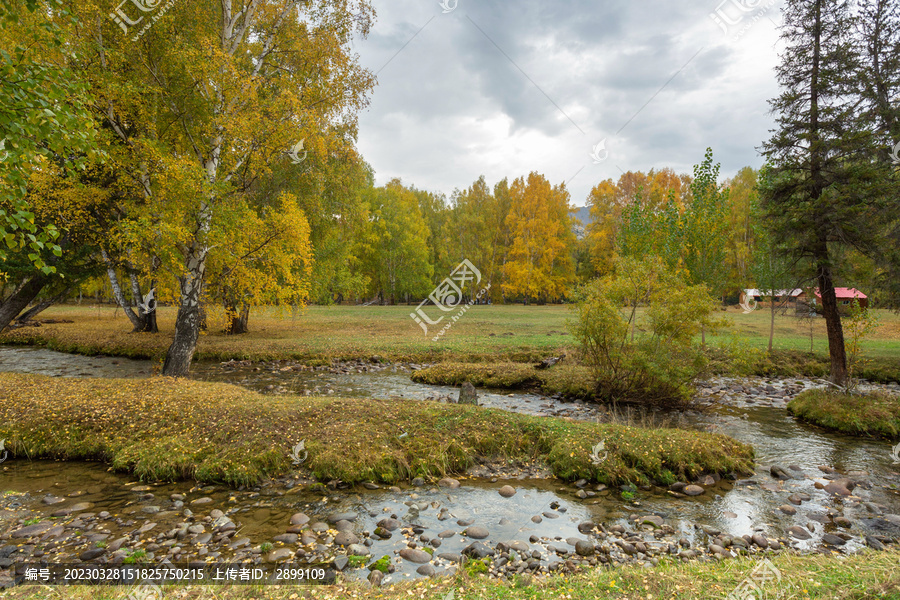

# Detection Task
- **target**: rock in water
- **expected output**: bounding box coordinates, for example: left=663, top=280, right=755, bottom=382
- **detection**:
left=458, top=382, right=478, bottom=405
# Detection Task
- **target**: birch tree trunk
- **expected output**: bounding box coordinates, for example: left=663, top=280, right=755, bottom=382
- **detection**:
left=102, top=249, right=145, bottom=332
left=162, top=243, right=208, bottom=376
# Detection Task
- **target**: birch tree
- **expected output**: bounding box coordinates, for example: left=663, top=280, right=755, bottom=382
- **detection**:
left=63, top=0, right=375, bottom=375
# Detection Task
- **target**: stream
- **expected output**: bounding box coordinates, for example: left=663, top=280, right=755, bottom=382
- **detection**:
left=1, top=346, right=899, bottom=584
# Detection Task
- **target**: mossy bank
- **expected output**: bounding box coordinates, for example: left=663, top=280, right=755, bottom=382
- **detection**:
left=788, top=388, right=900, bottom=440
left=0, top=373, right=753, bottom=487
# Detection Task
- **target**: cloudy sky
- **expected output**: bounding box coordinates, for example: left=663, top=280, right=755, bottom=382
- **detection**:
left=352, top=0, right=785, bottom=207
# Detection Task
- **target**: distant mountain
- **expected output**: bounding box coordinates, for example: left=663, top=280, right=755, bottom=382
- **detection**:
left=571, top=205, right=591, bottom=240
left=572, top=205, right=592, bottom=226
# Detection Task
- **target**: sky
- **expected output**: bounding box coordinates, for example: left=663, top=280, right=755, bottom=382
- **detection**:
left=352, top=0, right=785, bottom=207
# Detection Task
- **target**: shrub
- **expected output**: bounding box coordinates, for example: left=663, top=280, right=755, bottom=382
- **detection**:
left=569, top=257, right=722, bottom=408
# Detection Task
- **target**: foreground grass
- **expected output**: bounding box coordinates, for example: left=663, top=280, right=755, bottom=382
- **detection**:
left=0, top=373, right=753, bottom=487
left=3, top=304, right=899, bottom=367
left=5, top=550, right=899, bottom=599
left=788, top=388, right=900, bottom=439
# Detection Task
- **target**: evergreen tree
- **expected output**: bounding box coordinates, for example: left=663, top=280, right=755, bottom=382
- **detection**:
left=760, top=0, right=879, bottom=385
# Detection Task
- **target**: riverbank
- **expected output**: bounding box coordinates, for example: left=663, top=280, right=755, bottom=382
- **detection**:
left=788, top=389, right=900, bottom=440
left=2, top=306, right=899, bottom=385
left=0, top=373, right=754, bottom=487
left=4, top=549, right=898, bottom=599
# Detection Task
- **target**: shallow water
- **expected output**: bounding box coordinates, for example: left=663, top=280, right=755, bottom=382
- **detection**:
left=2, top=345, right=900, bottom=575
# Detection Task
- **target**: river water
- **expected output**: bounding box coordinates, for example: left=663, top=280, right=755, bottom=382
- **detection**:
left=1, top=346, right=899, bottom=582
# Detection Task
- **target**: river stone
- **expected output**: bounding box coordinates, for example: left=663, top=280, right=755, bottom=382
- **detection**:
left=416, top=564, right=435, bottom=577
left=641, top=515, right=664, bottom=528
left=267, top=548, right=294, bottom=562
left=273, top=533, right=298, bottom=544
left=230, top=537, right=250, bottom=549
left=577, top=521, right=595, bottom=534
left=709, top=544, right=730, bottom=557
left=333, top=556, right=349, bottom=571
left=373, top=527, right=392, bottom=540
left=11, top=522, right=53, bottom=538
left=376, top=518, right=400, bottom=531
left=866, top=536, right=887, bottom=551
left=438, top=530, right=456, bottom=539
left=438, top=478, right=460, bottom=489
left=290, top=512, right=310, bottom=526
left=194, top=533, right=212, bottom=545
left=437, top=552, right=463, bottom=563
left=542, top=511, right=559, bottom=519
left=751, top=534, right=768, bottom=549
left=138, top=522, right=158, bottom=534
left=531, top=515, right=542, bottom=523
left=822, top=533, right=846, bottom=546
left=79, top=548, right=105, bottom=561
left=334, top=532, right=360, bottom=547
left=108, top=537, right=128, bottom=552
left=328, top=512, right=358, bottom=524
left=465, top=526, right=489, bottom=539
left=462, top=542, right=493, bottom=559
left=770, top=465, right=792, bottom=480
left=498, top=485, right=516, bottom=498
left=834, top=517, right=852, bottom=528
left=399, top=548, right=432, bottom=564
left=368, top=570, right=384, bottom=586
left=458, top=381, right=478, bottom=405
left=778, top=505, right=797, bottom=516
left=191, top=497, right=213, bottom=505
left=574, top=540, right=594, bottom=556
left=787, top=526, right=811, bottom=540
left=824, top=482, right=852, bottom=496
left=42, top=495, right=64, bottom=505
left=333, top=520, right=354, bottom=532
left=347, top=544, right=369, bottom=556
left=683, top=485, right=704, bottom=496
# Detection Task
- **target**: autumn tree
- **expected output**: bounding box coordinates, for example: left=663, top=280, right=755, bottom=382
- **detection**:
left=61, top=0, right=375, bottom=375
left=445, top=176, right=511, bottom=296
left=205, top=193, right=313, bottom=334
left=680, top=149, right=731, bottom=305
left=0, top=159, right=110, bottom=331
left=0, top=0, right=99, bottom=276
left=502, top=172, right=576, bottom=303
left=356, top=180, right=433, bottom=304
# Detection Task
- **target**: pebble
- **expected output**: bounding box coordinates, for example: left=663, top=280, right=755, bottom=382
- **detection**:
left=498, top=485, right=516, bottom=498
left=398, top=548, right=432, bottom=564
left=683, top=485, right=704, bottom=496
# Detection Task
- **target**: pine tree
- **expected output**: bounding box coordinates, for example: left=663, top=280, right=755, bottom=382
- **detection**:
left=760, top=0, right=884, bottom=385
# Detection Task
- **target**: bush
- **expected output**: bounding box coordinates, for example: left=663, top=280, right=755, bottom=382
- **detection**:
left=569, top=257, right=722, bottom=408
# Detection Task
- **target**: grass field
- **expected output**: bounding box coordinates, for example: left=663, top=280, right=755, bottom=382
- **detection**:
left=4, top=549, right=898, bottom=600
left=2, top=303, right=899, bottom=364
